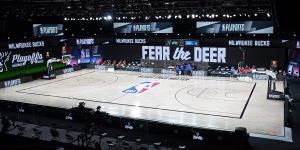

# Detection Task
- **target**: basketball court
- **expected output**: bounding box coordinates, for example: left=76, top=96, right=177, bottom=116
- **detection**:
left=0, top=69, right=287, bottom=140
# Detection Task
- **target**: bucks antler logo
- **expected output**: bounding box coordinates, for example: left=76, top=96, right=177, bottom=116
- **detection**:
left=0, top=51, right=11, bottom=73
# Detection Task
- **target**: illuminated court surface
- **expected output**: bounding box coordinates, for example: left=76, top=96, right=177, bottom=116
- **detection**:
left=0, top=69, right=286, bottom=139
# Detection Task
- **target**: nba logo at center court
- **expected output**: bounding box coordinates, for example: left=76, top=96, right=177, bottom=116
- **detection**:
left=122, top=81, right=160, bottom=94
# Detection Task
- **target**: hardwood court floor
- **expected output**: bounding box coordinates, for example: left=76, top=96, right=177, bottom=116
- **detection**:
left=0, top=69, right=285, bottom=138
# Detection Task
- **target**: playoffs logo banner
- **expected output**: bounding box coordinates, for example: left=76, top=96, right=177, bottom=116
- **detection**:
left=114, top=22, right=173, bottom=33
left=11, top=52, right=43, bottom=67
left=33, top=24, right=64, bottom=36
left=142, top=46, right=226, bottom=63
left=0, top=50, right=45, bottom=73
left=196, top=21, right=273, bottom=34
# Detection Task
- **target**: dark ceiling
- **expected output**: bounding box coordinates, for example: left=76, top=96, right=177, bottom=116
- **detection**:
left=0, top=0, right=299, bottom=35
left=274, top=0, right=300, bottom=34
left=0, top=0, right=273, bottom=17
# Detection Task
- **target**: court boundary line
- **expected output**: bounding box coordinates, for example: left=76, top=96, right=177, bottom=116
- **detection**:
left=15, top=70, right=256, bottom=119
left=239, top=83, right=256, bottom=119
left=16, top=90, right=241, bottom=119
left=17, top=70, right=97, bottom=92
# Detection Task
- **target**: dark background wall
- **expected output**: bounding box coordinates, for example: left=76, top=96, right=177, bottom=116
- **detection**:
left=275, top=0, right=300, bottom=35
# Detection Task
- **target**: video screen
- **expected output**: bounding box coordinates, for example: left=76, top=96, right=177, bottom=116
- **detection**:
left=62, top=44, right=103, bottom=66
left=90, top=45, right=103, bottom=65
left=165, top=39, right=199, bottom=46
left=287, top=49, right=300, bottom=77
left=185, top=40, right=199, bottom=46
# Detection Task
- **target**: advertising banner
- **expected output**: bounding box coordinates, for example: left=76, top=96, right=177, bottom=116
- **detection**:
left=110, top=37, right=282, bottom=48
left=8, top=41, right=45, bottom=50
left=0, top=49, right=46, bottom=73
left=0, top=76, right=33, bottom=88
left=196, top=21, right=273, bottom=34
left=114, top=22, right=173, bottom=33
left=33, top=24, right=64, bottom=36
left=287, top=49, right=300, bottom=77
left=141, top=46, right=227, bottom=63
left=76, top=38, right=95, bottom=45
left=101, top=45, right=285, bottom=68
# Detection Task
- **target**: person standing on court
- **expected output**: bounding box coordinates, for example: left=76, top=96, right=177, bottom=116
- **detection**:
left=186, top=64, right=193, bottom=76
left=175, top=65, right=180, bottom=76
left=180, top=64, right=185, bottom=75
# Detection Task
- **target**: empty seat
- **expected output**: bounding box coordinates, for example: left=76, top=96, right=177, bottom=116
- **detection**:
left=106, top=140, right=116, bottom=150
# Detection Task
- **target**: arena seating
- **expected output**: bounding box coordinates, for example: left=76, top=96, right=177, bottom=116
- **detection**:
left=0, top=99, right=249, bottom=148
